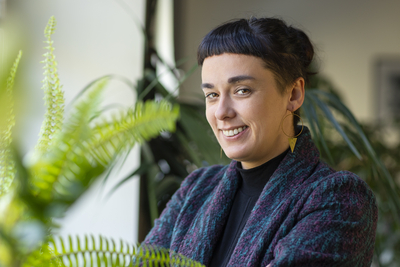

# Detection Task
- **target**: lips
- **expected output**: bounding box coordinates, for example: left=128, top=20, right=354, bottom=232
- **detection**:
left=222, top=126, right=248, bottom=137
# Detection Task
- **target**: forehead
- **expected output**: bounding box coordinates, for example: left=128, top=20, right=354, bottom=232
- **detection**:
left=201, top=53, right=270, bottom=82
left=203, top=53, right=263, bottom=70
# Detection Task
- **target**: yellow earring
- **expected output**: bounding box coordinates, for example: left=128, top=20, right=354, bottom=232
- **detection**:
left=280, top=111, right=304, bottom=153
left=220, top=147, right=223, bottom=158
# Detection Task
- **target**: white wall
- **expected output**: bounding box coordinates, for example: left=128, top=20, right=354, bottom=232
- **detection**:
left=6, top=0, right=145, bottom=244
left=175, top=0, right=400, bottom=122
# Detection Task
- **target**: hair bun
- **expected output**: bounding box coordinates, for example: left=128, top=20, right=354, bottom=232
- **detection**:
left=287, top=26, right=314, bottom=70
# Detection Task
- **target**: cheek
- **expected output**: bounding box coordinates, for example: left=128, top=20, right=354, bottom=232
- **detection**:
left=249, top=100, right=281, bottom=127
left=205, top=106, right=216, bottom=128
left=246, top=100, right=267, bottom=121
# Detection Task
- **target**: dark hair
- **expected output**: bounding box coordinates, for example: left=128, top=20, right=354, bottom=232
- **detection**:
left=197, top=17, right=315, bottom=128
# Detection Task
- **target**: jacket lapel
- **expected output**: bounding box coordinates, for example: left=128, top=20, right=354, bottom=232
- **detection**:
left=228, top=128, right=322, bottom=265
left=177, top=161, right=240, bottom=264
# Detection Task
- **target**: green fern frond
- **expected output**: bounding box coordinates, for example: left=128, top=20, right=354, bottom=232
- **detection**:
left=31, top=99, right=178, bottom=203
left=0, top=51, right=22, bottom=196
left=133, top=245, right=205, bottom=267
left=36, top=16, right=64, bottom=154
left=62, top=77, right=108, bottom=138
left=2, top=51, right=22, bottom=143
left=44, top=16, right=57, bottom=38
left=88, top=100, right=179, bottom=166
left=24, top=235, right=204, bottom=267
left=30, top=78, right=108, bottom=201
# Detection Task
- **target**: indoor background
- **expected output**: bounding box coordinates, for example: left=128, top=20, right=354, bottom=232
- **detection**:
left=2, top=0, right=400, bottom=251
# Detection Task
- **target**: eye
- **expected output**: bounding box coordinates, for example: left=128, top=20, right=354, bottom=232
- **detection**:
left=205, top=92, right=218, bottom=99
left=236, top=88, right=251, bottom=95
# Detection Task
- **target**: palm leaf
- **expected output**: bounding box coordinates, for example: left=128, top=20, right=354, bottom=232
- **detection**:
left=302, top=94, right=335, bottom=165
left=306, top=90, right=362, bottom=160
left=106, top=161, right=153, bottom=199
left=138, top=63, right=197, bottom=101
left=66, top=74, right=135, bottom=112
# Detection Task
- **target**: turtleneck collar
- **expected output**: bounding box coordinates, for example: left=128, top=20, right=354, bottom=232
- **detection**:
left=236, top=148, right=289, bottom=196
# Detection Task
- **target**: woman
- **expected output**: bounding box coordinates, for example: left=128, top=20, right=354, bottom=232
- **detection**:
left=144, top=17, right=377, bottom=266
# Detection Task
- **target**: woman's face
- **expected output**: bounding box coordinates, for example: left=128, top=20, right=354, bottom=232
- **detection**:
left=201, top=53, right=293, bottom=169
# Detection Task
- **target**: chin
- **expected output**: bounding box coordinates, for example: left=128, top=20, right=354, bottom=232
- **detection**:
left=223, top=149, right=249, bottom=162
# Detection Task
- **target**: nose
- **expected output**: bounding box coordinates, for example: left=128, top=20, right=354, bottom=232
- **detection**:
left=215, top=95, right=236, bottom=120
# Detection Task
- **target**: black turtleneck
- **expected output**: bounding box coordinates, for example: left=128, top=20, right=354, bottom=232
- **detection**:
left=208, top=149, right=289, bottom=267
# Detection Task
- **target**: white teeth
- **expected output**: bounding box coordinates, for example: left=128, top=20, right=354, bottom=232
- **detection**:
left=222, top=126, right=247, bottom=137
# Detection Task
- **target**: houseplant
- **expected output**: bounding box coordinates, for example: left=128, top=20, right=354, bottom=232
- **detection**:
left=0, top=16, right=206, bottom=267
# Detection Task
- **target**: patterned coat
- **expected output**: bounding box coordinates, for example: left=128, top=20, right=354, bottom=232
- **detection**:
left=144, top=127, right=378, bottom=266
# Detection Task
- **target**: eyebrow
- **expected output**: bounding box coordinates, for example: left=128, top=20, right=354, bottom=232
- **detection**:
left=201, top=83, right=214, bottom=89
left=228, top=75, right=255, bottom=83
left=201, top=75, right=255, bottom=89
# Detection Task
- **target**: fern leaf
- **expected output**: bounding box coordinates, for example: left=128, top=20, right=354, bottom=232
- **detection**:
left=36, top=16, right=65, bottom=154
left=24, top=236, right=204, bottom=267
left=30, top=78, right=108, bottom=201
left=31, top=99, right=178, bottom=204
left=0, top=51, right=22, bottom=196
left=89, top=100, right=179, bottom=165
left=133, top=244, right=205, bottom=267
left=44, top=16, right=57, bottom=38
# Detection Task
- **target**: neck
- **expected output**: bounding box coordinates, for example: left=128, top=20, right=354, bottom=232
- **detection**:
left=241, top=142, right=290, bottom=169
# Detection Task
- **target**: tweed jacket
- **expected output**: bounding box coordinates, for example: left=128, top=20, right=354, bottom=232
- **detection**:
left=144, top=128, right=378, bottom=266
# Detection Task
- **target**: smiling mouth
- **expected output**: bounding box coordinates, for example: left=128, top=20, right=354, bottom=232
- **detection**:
left=222, top=126, right=248, bottom=137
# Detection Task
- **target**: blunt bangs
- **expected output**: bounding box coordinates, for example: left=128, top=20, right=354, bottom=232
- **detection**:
left=197, top=20, right=271, bottom=65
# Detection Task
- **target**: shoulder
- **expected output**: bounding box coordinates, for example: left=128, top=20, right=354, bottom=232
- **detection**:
left=307, top=161, right=374, bottom=197
left=271, top=168, right=377, bottom=266
left=314, top=168, right=375, bottom=200
left=303, top=166, right=377, bottom=221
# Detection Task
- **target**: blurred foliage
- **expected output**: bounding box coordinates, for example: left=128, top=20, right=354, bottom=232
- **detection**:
left=23, top=235, right=204, bottom=267
left=0, top=51, right=21, bottom=196
left=0, top=16, right=204, bottom=267
left=35, top=16, right=64, bottom=154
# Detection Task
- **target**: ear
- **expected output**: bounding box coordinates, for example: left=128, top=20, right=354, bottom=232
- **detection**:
left=287, top=77, right=305, bottom=112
